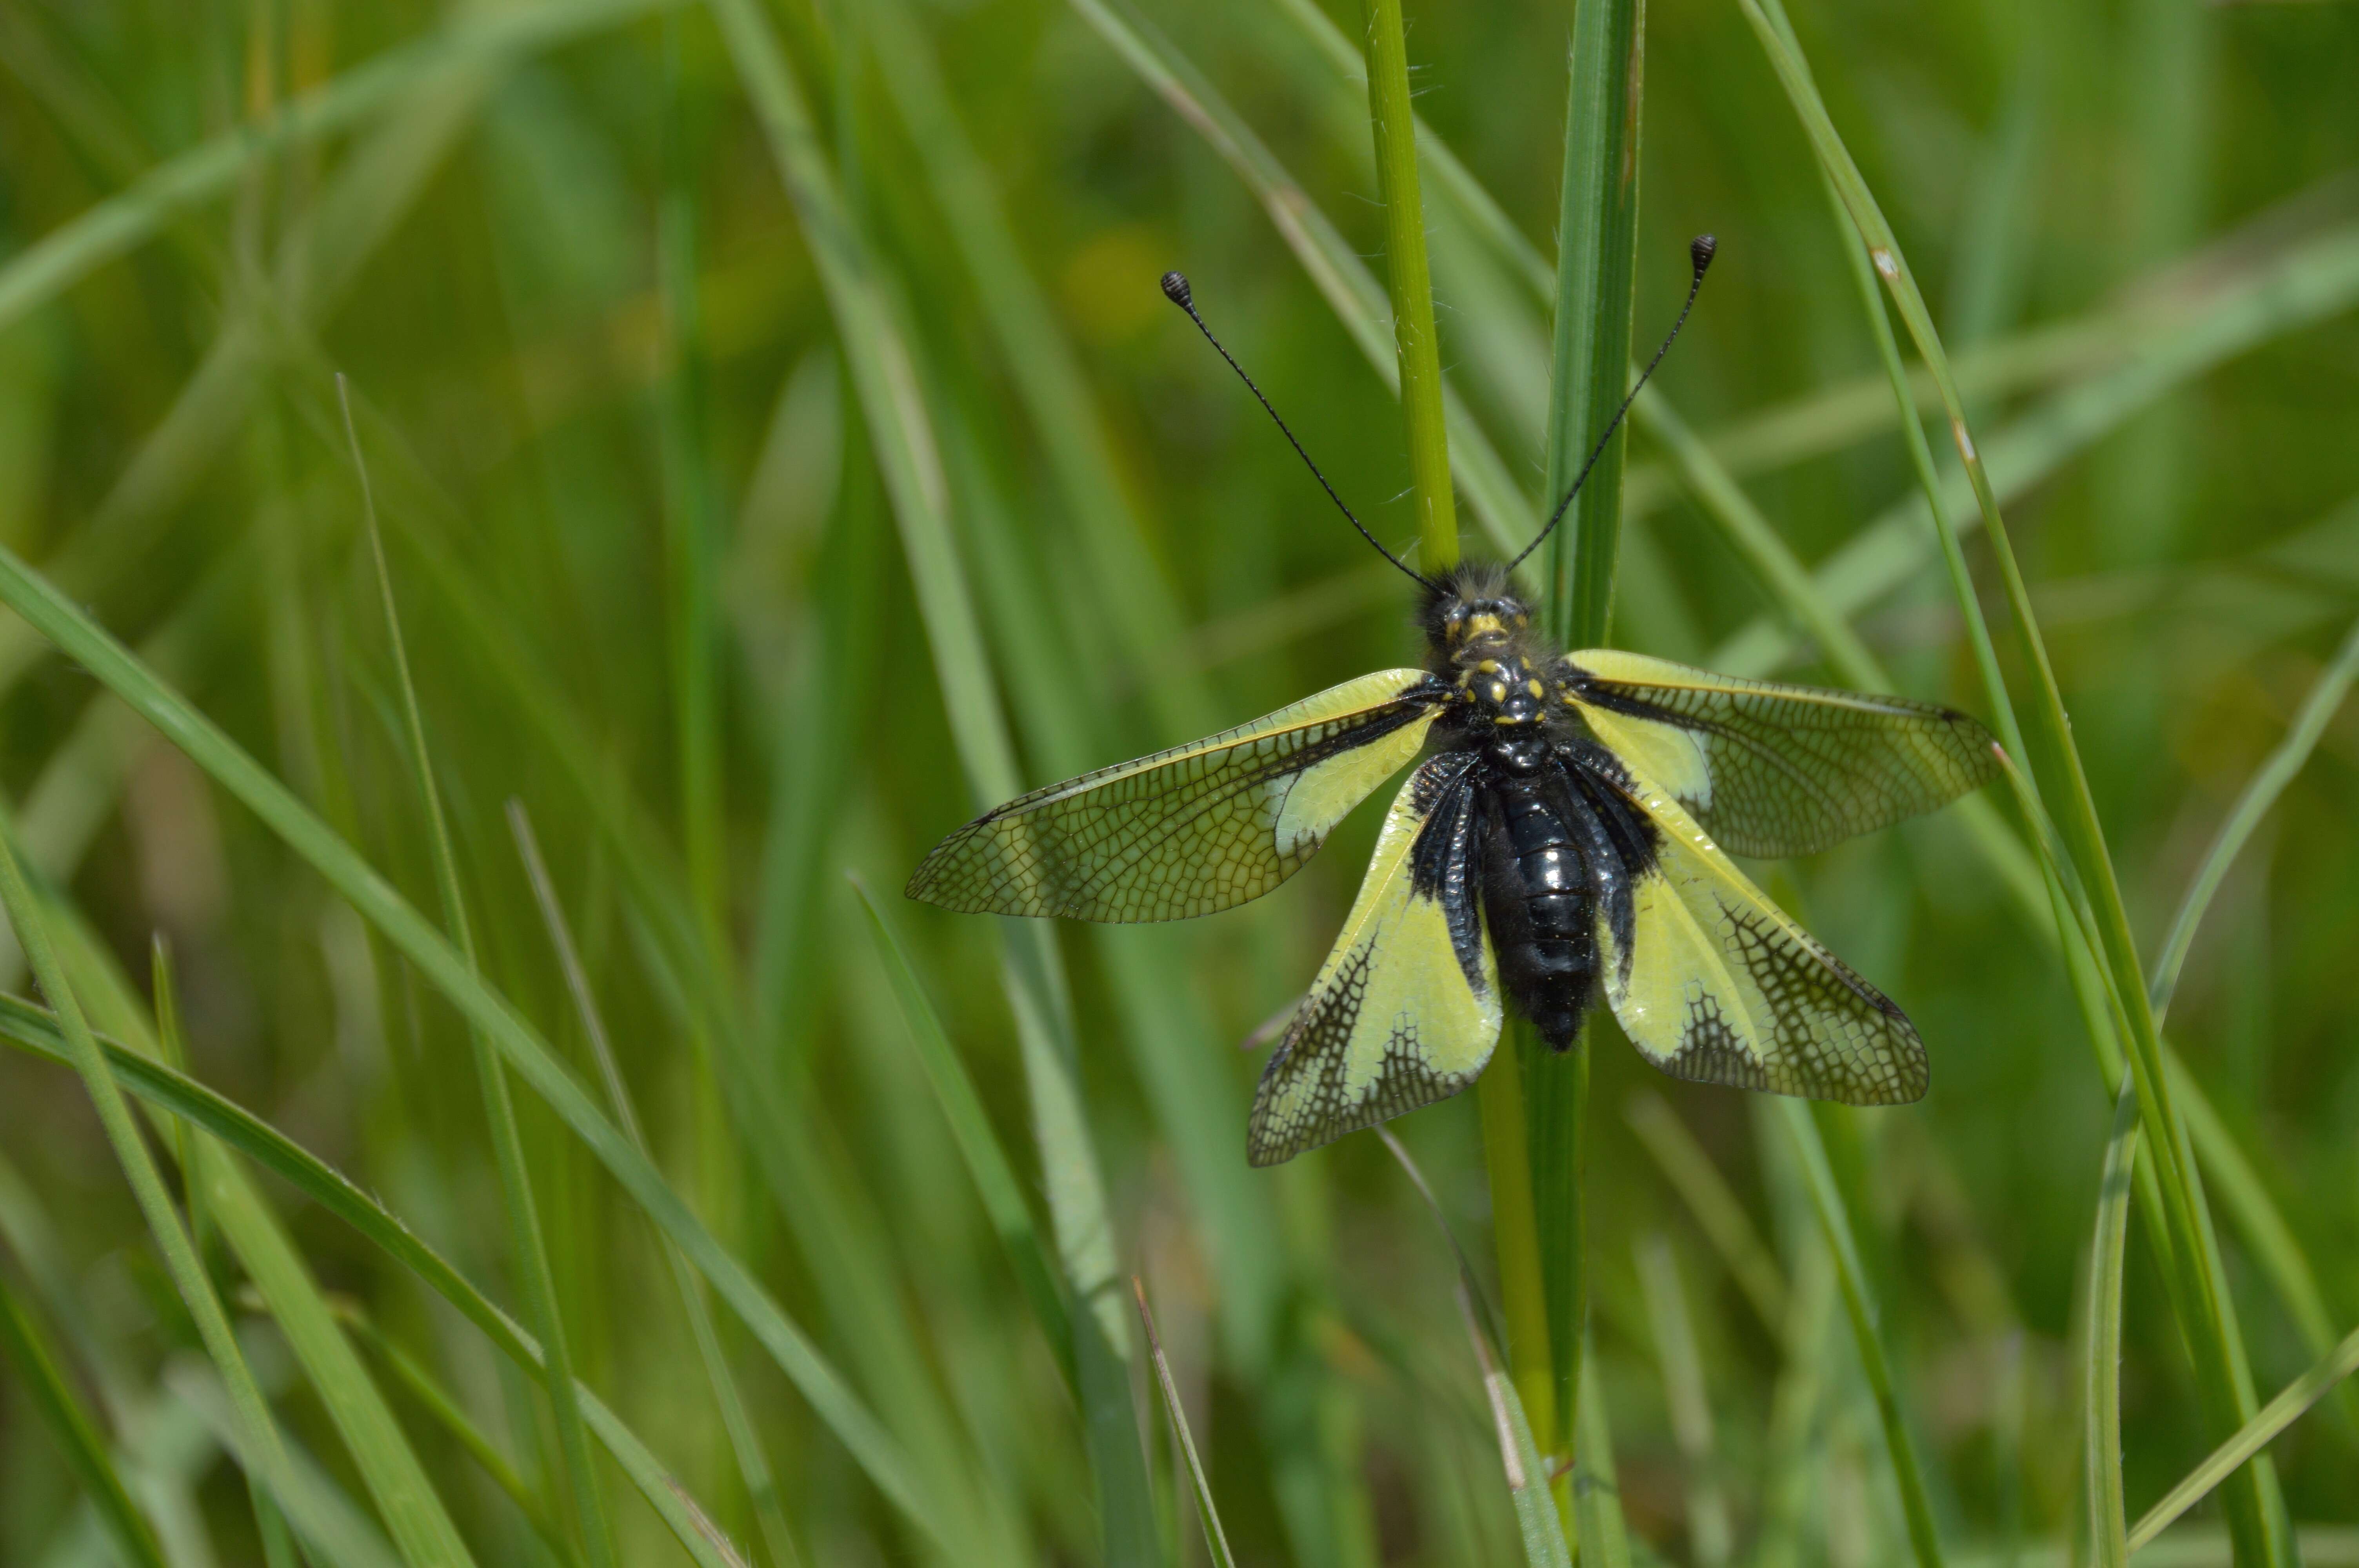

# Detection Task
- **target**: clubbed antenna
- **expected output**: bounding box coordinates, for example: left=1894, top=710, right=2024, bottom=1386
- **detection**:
left=1508, top=235, right=1717, bottom=575
left=1161, top=271, right=1435, bottom=590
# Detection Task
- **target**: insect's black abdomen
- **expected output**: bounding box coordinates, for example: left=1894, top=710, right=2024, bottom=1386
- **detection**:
left=1480, top=772, right=1596, bottom=1049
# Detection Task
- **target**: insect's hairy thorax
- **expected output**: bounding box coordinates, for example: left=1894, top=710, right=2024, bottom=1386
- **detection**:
left=1419, top=561, right=1588, bottom=775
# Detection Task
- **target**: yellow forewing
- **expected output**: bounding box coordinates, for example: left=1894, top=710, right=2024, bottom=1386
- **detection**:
left=1248, top=759, right=1500, bottom=1165
left=1566, top=649, right=1998, bottom=859
left=1598, top=774, right=1927, bottom=1106
left=907, top=669, right=1440, bottom=922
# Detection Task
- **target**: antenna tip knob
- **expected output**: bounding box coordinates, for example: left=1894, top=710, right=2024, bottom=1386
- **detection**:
left=1160, top=270, right=1193, bottom=309
left=1689, top=234, right=1718, bottom=274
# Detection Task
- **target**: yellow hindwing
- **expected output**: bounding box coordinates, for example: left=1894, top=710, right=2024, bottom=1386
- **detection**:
left=1248, top=758, right=1502, bottom=1164
left=1597, top=774, right=1927, bottom=1106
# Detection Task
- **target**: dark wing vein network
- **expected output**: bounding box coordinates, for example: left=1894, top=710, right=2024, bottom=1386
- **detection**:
left=907, top=670, right=1443, bottom=924
left=1248, top=755, right=1502, bottom=1165
left=1567, top=650, right=1999, bottom=859
left=1597, top=764, right=1928, bottom=1106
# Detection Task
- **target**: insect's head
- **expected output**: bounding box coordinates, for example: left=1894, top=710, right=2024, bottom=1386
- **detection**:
left=1421, top=561, right=1533, bottom=661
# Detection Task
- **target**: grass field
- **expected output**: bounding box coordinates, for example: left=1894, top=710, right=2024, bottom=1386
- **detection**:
left=2, top=0, right=2358, bottom=1563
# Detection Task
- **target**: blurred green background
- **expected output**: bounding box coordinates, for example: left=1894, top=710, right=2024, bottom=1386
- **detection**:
left=2, top=0, right=2357, bottom=1563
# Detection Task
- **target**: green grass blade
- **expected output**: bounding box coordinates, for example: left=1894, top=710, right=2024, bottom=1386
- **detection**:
left=1571, top=1335, right=1633, bottom=1568
left=0, top=776, right=294, bottom=1538
left=2150, top=612, right=2359, bottom=1019
left=935, top=404, right=1288, bottom=1384
left=1457, top=1279, right=1573, bottom=1568
left=340, top=377, right=616, bottom=1568
left=1541, top=0, right=1643, bottom=645
left=1361, top=0, right=1458, bottom=568
left=2130, top=1321, right=2359, bottom=1552
left=0, top=545, right=948, bottom=1553
left=1268, top=0, right=1555, bottom=301
left=1606, top=199, right=2350, bottom=1471
left=1065, top=0, right=1537, bottom=556
left=1476, top=1029, right=1558, bottom=1456
left=1778, top=1099, right=1945, bottom=1568
left=852, top=876, right=1078, bottom=1395
left=1136, top=1279, right=1239, bottom=1568
left=0, top=995, right=761, bottom=1568
left=0, top=1267, right=167, bottom=1568
left=1625, top=1093, right=1787, bottom=1334
left=0, top=0, right=680, bottom=334
left=165, top=1362, right=403, bottom=1568
left=1629, top=385, right=1883, bottom=686
left=334, top=1307, right=582, bottom=1567
left=202, top=1149, right=480, bottom=1568
left=1634, top=1234, right=1731, bottom=1568
left=1376, top=1126, right=1507, bottom=1359
left=708, top=9, right=1154, bottom=1563
left=1709, top=216, right=2359, bottom=681
left=860, top=0, right=1215, bottom=741
left=509, top=803, right=801, bottom=1568
left=658, top=18, right=729, bottom=953
left=1516, top=0, right=1643, bottom=1497
left=2086, top=1081, right=2139, bottom=1568
left=394, top=521, right=918, bottom=1538
left=1730, top=11, right=2288, bottom=1561
left=1614, top=171, right=2354, bottom=1503
left=710, top=0, right=1012, bottom=798
left=62, top=848, right=735, bottom=1568
left=2168, top=1054, right=2350, bottom=1408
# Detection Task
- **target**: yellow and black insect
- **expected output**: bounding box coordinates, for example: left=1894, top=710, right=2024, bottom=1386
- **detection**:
left=909, top=239, right=1999, bottom=1166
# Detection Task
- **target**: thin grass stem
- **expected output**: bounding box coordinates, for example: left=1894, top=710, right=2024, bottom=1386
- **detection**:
left=1524, top=4, right=1646, bottom=1517
left=0, top=0, right=681, bottom=334
left=1359, top=0, right=1457, bottom=570
left=341, top=377, right=618, bottom=1568
left=1571, top=1334, right=1634, bottom=1568
left=511, top=802, right=803, bottom=1568
left=1634, top=1235, right=1730, bottom=1568
left=851, top=877, right=1078, bottom=1395
left=1779, top=1099, right=1945, bottom=1568
left=1477, top=1034, right=1557, bottom=1455
left=1625, top=1094, right=1787, bottom=1333
left=1543, top=0, right=1645, bottom=646
left=707, top=9, right=1157, bottom=1559
left=1066, top=0, right=1536, bottom=555
left=1376, top=1127, right=1506, bottom=1358
left=2130, top=1319, right=2359, bottom=1550
left=0, top=994, right=752, bottom=1568
left=0, top=800, right=294, bottom=1544
left=334, top=1305, right=583, bottom=1568
left=1456, top=1279, right=1574, bottom=1568
left=0, top=549, right=942, bottom=1550
left=1730, top=9, right=2289, bottom=1560
left=0, top=1267, right=168, bottom=1568
left=2150, top=613, right=2359, bottom=1020
left=2086, top=1080, right=2139, bottom=1568
left=1135, top=1280, right=1240, bottom=1568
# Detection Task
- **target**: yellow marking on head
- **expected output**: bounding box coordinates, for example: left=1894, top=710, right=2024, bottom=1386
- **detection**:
left=1465, top=613, right=1505, bottom=639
